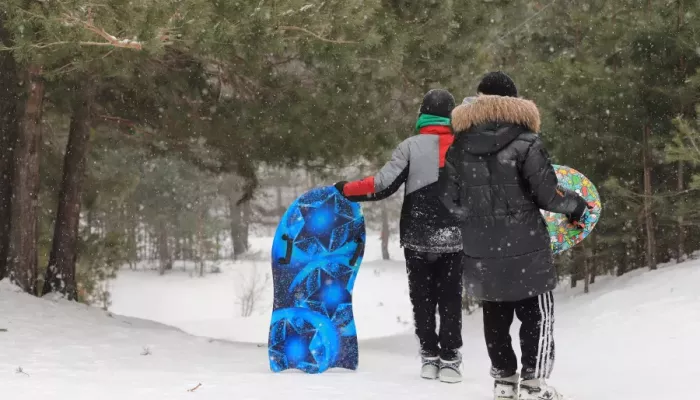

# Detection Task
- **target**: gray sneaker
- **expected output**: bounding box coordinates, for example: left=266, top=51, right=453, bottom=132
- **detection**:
left=420, top=355, right=440, bottom=380
left=438, top=355, right=462, bottom=383
left=494, top=374, right=519, bottom=400
left=519, top=379, right=566, bottom=400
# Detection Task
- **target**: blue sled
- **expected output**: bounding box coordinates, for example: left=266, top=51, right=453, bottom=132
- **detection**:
left=268, top=186, right=366, bottom=373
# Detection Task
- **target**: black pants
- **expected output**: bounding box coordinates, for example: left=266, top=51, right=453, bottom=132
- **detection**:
left=482, top=291, right=555, bottom=380
left=404, top=248, right=463, bottom=360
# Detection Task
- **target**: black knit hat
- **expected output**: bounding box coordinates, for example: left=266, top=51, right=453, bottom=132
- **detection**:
left=477, top=71, right=518, bottom=97
left=419, top=89, right=455, bottom=118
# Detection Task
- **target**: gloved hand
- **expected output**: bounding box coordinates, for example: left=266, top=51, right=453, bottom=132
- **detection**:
left=334, top=181, right=348, bottom=197
left=567, top=199, right=594, bottom=229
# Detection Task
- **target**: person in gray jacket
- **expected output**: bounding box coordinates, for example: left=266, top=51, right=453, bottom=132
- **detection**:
left=335, top=89, right=464, bottom=383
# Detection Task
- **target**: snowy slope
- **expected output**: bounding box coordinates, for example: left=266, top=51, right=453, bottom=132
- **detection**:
left=0, top=278, right=472, bottom=400
left=2, top=236, right=699, bottom=400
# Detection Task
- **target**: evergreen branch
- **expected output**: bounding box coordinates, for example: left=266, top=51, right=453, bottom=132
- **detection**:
left=0, top=41, right=130, bottom=51
left=98, top=115, right=138, bottom=128
left=615, top=187, right=698, bottom=200
left=62, top=13, right=144, bottom=50
left=277, top=26, right=356, bottom=44
left=3, top=11, right=175, bottom=52
left=684, top=127, right=700, bottom=158
left=251, top=0, right=266, bottom=16
left=491, top=0, right=557, bottom=47
left=95, top=115, right=157, bottom=140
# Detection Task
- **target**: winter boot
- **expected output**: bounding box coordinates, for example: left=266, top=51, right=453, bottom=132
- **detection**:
left=438, top=354, right=462, bottom=383
left=420, top=354, right=440, bottom=380
left=519, top=379, right=566, bottom=400
left=494, top=374, right=519, bottom=400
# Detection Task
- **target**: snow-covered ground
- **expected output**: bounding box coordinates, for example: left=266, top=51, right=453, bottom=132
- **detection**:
left=2, top=234, right=699, bottom=399
left=108, top=234, right=411, bottom=343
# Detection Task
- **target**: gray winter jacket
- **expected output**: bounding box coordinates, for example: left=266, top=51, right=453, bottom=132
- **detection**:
left=341, top=125, right=462, bottom=253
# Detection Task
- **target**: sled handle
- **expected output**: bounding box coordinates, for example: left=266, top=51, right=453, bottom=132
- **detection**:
left=278, top=234, right=294, bottom=265
left=349, top=237, right=364, bottom=266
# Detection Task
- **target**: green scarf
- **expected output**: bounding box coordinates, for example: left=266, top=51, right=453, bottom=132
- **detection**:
left=415, top=113, right=451, bottom=131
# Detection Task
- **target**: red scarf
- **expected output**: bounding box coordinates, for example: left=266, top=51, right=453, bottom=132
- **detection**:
left=419, top=126, right=453, bottom=167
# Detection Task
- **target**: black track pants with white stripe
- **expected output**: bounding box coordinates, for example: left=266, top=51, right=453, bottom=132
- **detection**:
left=482, top=292, right=555, bottom=380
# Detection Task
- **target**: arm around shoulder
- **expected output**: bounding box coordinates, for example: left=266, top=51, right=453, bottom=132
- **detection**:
left=439, top=148, right=466, bottom=220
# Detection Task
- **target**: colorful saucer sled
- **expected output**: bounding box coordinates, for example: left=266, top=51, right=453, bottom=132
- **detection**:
left=542, top=164, right=602, bottom=254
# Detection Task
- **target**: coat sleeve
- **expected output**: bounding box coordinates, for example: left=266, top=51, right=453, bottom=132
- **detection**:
left=439, top=147, right=467, bottom=221
left=342, top=140, right=410, bottom=202
left=520, top=137, right=586, bottom=215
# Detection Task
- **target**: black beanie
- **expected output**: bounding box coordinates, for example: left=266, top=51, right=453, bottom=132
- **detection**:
left=419, top=89, right=455, bottom=118
left=477, top=71, right=518, bottom=97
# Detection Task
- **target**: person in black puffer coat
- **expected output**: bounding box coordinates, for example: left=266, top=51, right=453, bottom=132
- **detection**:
left=335, top=89, right=464, bottom=383
left=441, top=72, right=589, bottom=399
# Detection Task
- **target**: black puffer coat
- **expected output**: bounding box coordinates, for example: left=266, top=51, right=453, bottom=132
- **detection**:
left=441, top=95, right=587, bottom=302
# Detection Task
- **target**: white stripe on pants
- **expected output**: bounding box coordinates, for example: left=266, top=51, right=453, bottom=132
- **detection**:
left=534, top=291, right=555, bottom=379
left=482, top=291, right=556, bottom=380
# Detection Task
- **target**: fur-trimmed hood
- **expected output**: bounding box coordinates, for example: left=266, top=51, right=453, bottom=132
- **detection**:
left=451, top=95, right=541, bottom=134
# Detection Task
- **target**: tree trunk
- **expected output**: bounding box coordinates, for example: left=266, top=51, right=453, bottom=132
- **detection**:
left=166, top=237, right=174, bottom=270
left=677, top=161, right=685, bottom=262
left=276, top=183, right=283, bottom=215
left=146, top=228, right=153, bottom=260
left=157, top=221, right=172, bottom=275
left=185, top=236, right=192, bottom=261
left=0, top=13, right=19, bottom=280
left=589, top=234, right=597, bottom=284
left=175, top=236, right=182, bottom=261
left=242, top=202, right=250, bottom=252
left=642, top=124, right=657, bottom=270
left=676, top=0, right=686, bottom=263
left=8, top=64, right=44, bottom=294
left=582, top=241, right=591, bottom=294
left=583, top=258, right=590, bottom=294
left=229, top=194, right=250, bottom=259
left=618, top=241, right=629, bottom=277
left=570, top=245, right=584, bottom=288
left=42, top=81, right=94, bottom=299
left=127, top=206, right=138, bottom=268
left=85, top=207, right=94, bottom=236
left=142, top=226, right=149, bottom=260
left=197, top=212, right=205, bottom=277
left=380, top=202, right=390, bottom=260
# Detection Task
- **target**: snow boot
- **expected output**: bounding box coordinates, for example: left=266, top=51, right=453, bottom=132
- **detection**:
left=420, top=355, right=440, bottom=380
left=494, top=374, right=519, bottom=400
left=519, top=379, right=566, bottom=400
left=438, top=354, right=462, bottom=383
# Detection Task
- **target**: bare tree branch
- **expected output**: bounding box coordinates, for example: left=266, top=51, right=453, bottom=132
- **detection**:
left=187, top=383, right=202, bottom=392
left=0, top=11, right=173, bottom=52
left=277, top=25, right=357, bottom=44
left=62, top=12, right=144, bottom=49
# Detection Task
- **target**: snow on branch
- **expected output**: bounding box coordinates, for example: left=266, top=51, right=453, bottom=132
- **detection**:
left=62, top=12, right=144, bottom=50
